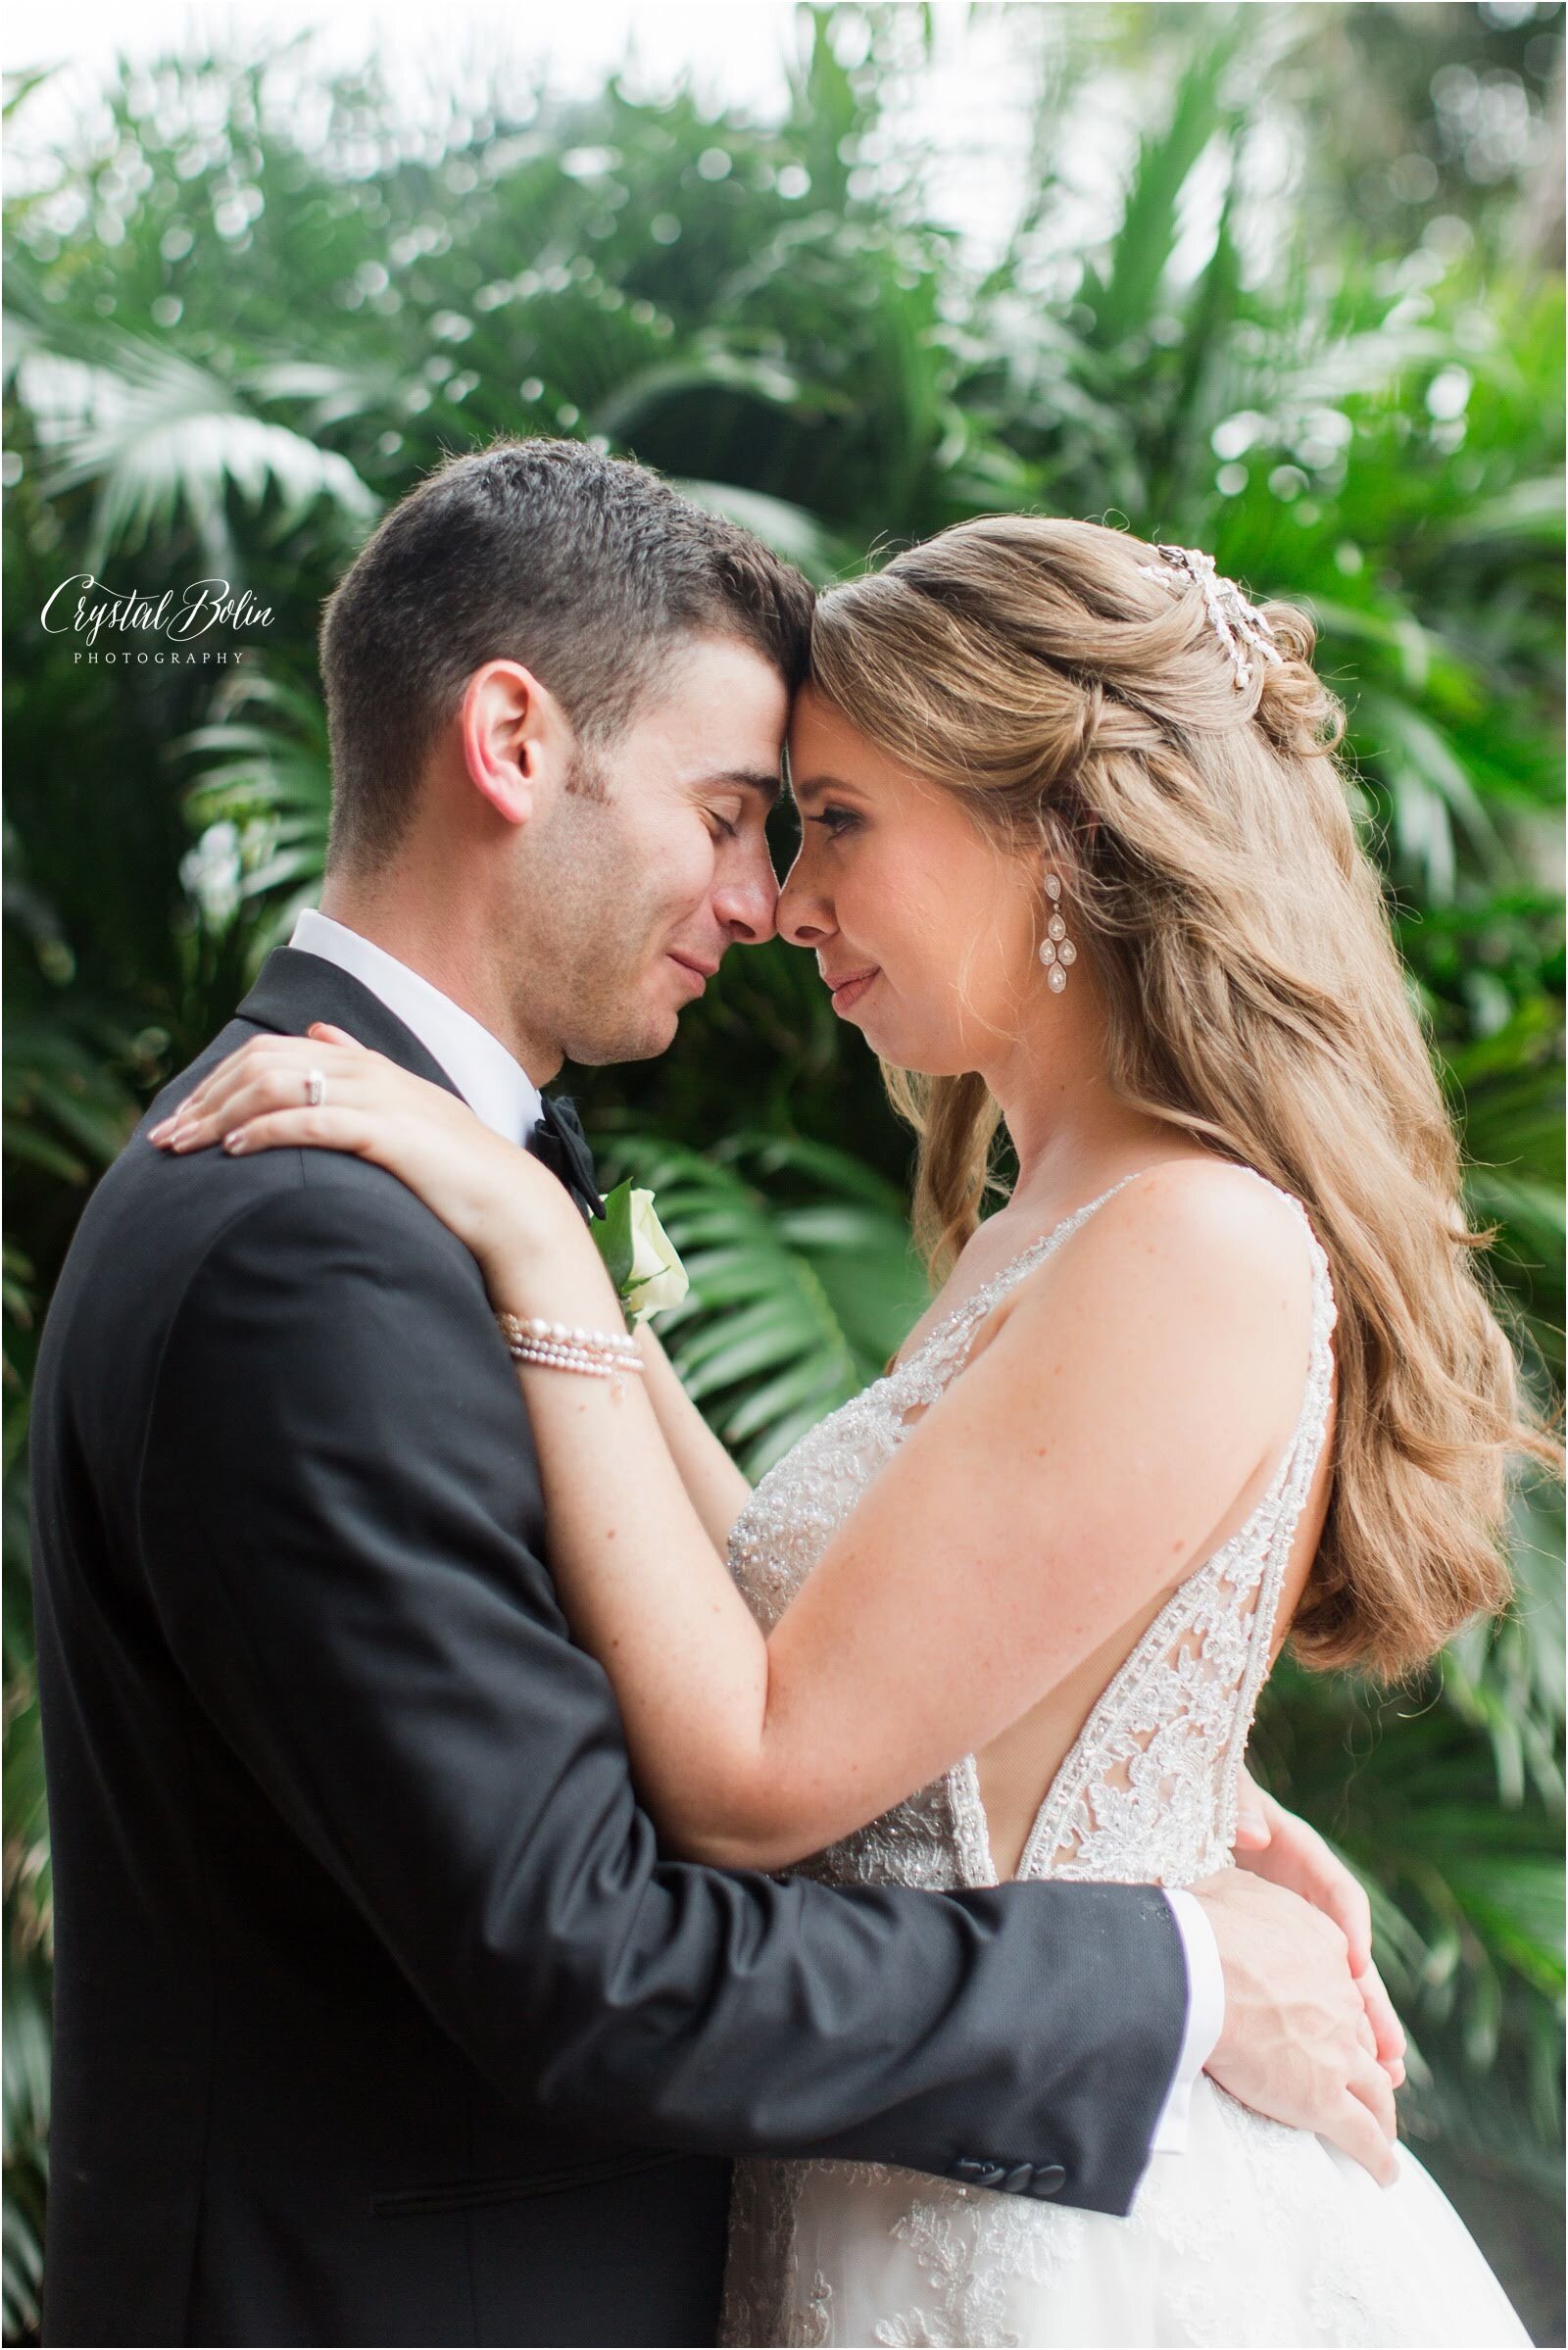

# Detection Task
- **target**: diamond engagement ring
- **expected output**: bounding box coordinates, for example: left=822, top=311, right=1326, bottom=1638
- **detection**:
left=304, top=1067, right=326, bottom=1108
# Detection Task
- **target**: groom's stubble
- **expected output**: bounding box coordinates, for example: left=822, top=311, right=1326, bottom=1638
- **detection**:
left=511, top=745, right=652, bottom=1062
left=486, top=634, right=790, bottom=1075
left=495, top=742, right=714, bottom=1072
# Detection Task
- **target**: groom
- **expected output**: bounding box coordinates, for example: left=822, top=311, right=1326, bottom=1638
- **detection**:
left=31, top=438, right=1397, bottom=2348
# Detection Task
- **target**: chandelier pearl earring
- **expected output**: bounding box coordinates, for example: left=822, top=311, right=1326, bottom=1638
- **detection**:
left=1038, top=872, right=1076, bottom=994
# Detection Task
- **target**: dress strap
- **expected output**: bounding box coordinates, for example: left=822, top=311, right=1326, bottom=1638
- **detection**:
left=891, top=1167, right=1168, bottom=1386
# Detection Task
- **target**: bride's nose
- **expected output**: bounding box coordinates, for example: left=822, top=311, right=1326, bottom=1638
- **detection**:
left=776, top=857, right=832, bottom=949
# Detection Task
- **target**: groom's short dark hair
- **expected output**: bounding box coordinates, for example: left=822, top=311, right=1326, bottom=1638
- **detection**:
left=318, top=436, right=816, bottom=871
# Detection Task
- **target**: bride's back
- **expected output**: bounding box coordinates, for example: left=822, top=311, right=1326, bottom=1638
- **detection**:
left=727, top=1158, right=1339, bottom=1899
left=961, top=1159, right=1337, bottom=1879
left=975, top=1416, right=1333, bottom=1883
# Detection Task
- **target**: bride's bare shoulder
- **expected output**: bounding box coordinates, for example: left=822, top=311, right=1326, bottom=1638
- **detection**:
left=993, top=1154, right=1320, bottom=1400
left=1098, top=1153, right=1314, bottom=1262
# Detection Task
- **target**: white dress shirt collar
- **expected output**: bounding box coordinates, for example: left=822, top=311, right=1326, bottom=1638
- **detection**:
left=287, top=908, right=544, bottom=1146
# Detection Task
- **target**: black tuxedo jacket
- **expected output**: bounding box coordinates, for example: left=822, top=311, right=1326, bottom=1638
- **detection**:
left=29, top=946, right=1187, bottom=2347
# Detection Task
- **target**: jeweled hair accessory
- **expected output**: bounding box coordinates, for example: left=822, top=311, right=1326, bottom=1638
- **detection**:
left=1135, top=543, right=1284, bottom=691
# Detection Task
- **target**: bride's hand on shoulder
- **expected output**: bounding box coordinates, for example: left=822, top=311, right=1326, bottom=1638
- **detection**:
left=146, top=1022, right=586, bottom=1281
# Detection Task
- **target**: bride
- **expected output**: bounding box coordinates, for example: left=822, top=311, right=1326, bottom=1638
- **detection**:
left=162, top=517, right=1549, bottom=2346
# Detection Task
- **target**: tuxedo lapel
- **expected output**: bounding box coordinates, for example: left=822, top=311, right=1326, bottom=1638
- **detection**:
left=237, top=947, right=603, bottom=1219
left=236, top=948, right=470, bottom=1103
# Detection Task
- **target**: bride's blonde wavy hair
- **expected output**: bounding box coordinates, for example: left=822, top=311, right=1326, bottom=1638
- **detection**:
left=808, top=514, right=1561, bottom=1681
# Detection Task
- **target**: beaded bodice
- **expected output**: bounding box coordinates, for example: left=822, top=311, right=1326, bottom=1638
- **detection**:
left=724, top=1167, right=1338, bottom=1896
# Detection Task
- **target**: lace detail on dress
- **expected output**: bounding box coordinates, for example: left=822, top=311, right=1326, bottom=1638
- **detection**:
left=716, top=1167, right=1349, bottom=2347
left=1006, top=1211, right=1336, bottom=1889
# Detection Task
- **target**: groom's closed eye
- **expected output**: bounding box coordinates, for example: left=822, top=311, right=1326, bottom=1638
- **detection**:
left=690, top=768, right=782, bottom=840
left=692, top=767, right=783, bottom=808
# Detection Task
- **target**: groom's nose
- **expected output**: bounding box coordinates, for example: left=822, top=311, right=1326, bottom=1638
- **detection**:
left=712, top=843, right=780, bottom=947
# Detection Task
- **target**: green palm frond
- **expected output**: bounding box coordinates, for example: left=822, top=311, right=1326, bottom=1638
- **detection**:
left=2, top=1947, right=52, bottom=2345
left=1357, top=691, right=1507, bottom=906
left=16, top=327, right=377, bottom=572
left=597, top=1132, right=927, bottom=1476
left=671, top=477, right=854, bottom=583
left=1080, top=22, right=1243, bottom=351
left=175, top=672, right=334, bottom=950
left=3, top=1671, right=50, bottom=1959
left=2, top=1011, right=142, bottom=1187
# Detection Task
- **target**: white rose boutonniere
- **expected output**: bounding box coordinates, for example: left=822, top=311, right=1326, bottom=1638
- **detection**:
left=592, top=1178, right=690, bottom=1328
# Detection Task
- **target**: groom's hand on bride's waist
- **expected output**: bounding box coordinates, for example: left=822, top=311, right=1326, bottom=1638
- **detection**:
left=1190, top=1870, right=1402, bottom=2188
left=1231, top=1773, right=1406, bottom=2089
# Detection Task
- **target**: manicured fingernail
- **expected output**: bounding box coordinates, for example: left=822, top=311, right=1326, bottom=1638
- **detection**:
left=148, top=1118, right=172, bottom=1141
left=223, top=1130, right=245, bottom=1153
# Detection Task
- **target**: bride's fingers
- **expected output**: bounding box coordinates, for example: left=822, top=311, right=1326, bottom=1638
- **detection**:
left=218, top=1106, right=379, bottom=1159
left=149, top=1082, right=242, bottom=1146
left=152, top=1038, right=370, bottom=1146
left=159, top=1075, right=317, bottom=1149
left=156, top=1056, right=369, bottom=1151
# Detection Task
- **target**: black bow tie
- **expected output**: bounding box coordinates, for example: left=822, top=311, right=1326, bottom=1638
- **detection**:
left=528, top=1092, right=604, bottom=1222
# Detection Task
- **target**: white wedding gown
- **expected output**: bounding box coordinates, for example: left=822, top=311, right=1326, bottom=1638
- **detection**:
left=717, top=1170, right=1529, bottom=2348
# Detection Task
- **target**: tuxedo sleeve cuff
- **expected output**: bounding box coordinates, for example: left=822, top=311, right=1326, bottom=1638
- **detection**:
left=1147, top=1888, right=1225, bottom=2155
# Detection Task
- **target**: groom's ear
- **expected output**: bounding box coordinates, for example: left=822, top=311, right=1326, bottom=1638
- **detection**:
left=457, top=659, right=566, bottom=829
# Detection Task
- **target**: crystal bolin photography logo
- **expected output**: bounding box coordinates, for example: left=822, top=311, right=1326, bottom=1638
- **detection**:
left=41, top=572, right=274, bottom=664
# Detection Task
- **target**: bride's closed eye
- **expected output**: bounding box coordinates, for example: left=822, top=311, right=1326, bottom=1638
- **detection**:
left=807, top=807, right=860, bottom=838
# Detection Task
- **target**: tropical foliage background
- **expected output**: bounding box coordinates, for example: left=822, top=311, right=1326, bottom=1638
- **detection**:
left=3, top=3, right=1563, bottom=2338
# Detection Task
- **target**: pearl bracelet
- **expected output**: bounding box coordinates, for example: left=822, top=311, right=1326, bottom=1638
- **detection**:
left=495, top=1310, right=643, bottom=1384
